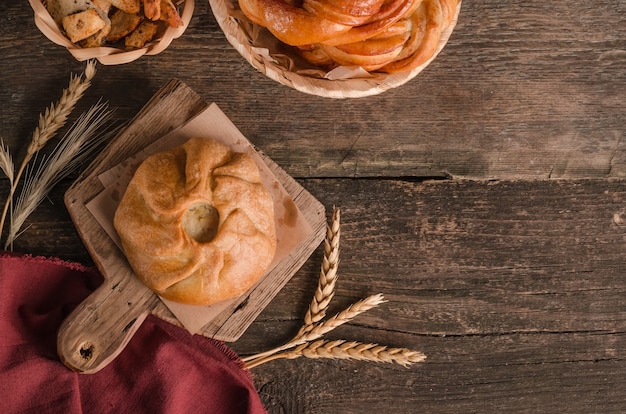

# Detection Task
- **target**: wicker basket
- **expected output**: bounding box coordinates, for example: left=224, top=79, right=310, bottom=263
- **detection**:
left=209, top=0, right=462, bottom=98
left=29, top=0, right=195, bottom=65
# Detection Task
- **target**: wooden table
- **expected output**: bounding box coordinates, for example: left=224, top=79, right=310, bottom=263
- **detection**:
left=1, top=1, right=625, bottom=412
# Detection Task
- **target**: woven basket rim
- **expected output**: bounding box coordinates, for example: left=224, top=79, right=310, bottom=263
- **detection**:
left=29, top=0, right=195, bottom=65
left=209, top=0, right=462, bottom=99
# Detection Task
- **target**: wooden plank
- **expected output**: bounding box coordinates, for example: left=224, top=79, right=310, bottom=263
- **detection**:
left=1, top=1, right=624, bottom=181
left=230, top=178, right=626, bottom=413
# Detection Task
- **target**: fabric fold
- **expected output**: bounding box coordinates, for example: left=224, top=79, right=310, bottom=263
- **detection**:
left=0, top=251, right=266, bottom=414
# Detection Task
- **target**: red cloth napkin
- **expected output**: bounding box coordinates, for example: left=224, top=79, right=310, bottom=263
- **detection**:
left=0, top=252, right=267, bottom=414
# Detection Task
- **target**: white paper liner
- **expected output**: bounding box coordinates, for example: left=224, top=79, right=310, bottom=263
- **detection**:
left=86, top=103, right=312, bottom=333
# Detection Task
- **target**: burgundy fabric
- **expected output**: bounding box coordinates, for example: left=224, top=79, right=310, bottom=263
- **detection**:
left=0, top=252, right=266, bottom=414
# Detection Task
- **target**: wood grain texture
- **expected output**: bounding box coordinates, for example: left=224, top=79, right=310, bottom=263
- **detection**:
left=1, top=1, right=624, bottom=180
left=234, top=179, right=626, bottom=413
left=0, top=0, right=625, bottom=412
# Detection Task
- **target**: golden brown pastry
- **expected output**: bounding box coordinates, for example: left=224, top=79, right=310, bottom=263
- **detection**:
left=114, top=137, right=277, bottom=306
left=240, top=0, right=353, bottom=46
left=238, top=0, right=459, bottom=73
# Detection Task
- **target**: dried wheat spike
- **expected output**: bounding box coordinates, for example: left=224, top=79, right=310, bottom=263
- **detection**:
left=242, top=209, right=425, bottom=371
left=242, top=293, right=385, bottom=365
left=27, top=60, right=97, bottom=156
left=300, top=206, right=341, bottom=332
left=291, top=340, right=426, bottom=367
left=298, top=293, right=386, bottom=343
left=0, top=60, right=97, bottom=239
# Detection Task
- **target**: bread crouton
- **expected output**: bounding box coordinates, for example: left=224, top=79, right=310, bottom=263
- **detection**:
left=125, top=21, right=159, bottom=49
left=62, top=9, right=107, bottom=43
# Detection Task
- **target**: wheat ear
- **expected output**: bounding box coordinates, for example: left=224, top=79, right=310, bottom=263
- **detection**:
left=248, top=339, right=426, bottom=368
left=246, top=340, right=426, bottom=369
left=299, top=206, right=340, bottom=334
left=296, top=294, right=386, bottom=344
left=0, top=60, right=96, bottom=238
left=5, top=102, right=116, bottom=249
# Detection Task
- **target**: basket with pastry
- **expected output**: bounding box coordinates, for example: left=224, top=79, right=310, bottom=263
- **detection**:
left=29, top=0, right=195, bottom=65
left=210, top=0, right=462, bottom=98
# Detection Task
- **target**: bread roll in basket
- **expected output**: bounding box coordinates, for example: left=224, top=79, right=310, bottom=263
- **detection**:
left=209, top=0, right=462, bottom=98
left=29, top=0, right=194, bottom=65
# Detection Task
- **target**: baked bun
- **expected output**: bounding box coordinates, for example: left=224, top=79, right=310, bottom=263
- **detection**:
left=114, top=137, right=277, bottom=306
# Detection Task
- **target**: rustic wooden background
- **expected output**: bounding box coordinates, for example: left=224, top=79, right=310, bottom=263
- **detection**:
left=1, top=0, right=625, bottom=412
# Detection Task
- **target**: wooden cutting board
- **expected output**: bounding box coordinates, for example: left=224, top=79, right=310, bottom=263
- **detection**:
left=57, top=79, right=326, bottom=373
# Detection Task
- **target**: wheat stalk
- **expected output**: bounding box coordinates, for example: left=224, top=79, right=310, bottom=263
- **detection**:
left=243, top=209, right=426, bottom=370
left=242, top=208, right=343, bottom=364
left=246, top=340, right=426, bottom=369
left=296, top=294, right=386, bottom=344
left=27, top=61, right=97, bottom=157
left=5, top=102, right=117, bottom=249
left=299, top=206, right=340, bottom=333
left=0, top=60, right=97, bottom=239
left=243, top=293, right=386, bottom=366
left=296, top=340, right=426, bottom=366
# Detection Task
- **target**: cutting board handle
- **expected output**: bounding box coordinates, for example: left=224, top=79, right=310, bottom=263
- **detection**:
left=57, top=272, right=159, bottom=373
